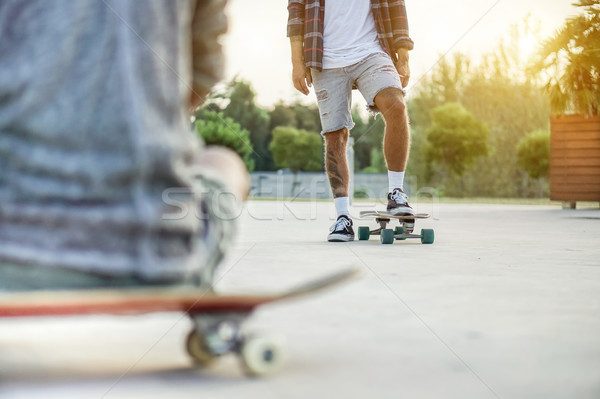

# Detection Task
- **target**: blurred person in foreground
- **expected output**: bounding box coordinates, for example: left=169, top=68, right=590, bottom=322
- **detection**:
left=0, top=0, right=248, bottom=290
left=287, top=0, right=415, bottom=242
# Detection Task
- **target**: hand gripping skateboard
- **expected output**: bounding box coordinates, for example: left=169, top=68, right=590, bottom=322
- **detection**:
left=358, top=211, right=434, bottom=245
left=0, top=268, right=358, bottom=377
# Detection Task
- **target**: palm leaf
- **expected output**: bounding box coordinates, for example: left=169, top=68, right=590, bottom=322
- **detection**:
left=530, top=3, right=600, bottom=115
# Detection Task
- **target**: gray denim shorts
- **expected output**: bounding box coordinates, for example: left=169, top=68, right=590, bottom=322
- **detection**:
left=0, top=172, right=237, bottom=292
left=311, top=52, right=405, bottom=135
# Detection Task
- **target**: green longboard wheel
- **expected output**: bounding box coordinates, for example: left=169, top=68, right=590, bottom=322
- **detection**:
left=380, top=229, right=395, bottom=244
left=421, top=229, right=434, bottom=244
left=394, top=226, right=406, bottom=240
left=358, top=226, right=370, bottom=240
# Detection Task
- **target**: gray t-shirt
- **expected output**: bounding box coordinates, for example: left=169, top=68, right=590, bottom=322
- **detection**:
left=0, top=0, right=226, bottom=280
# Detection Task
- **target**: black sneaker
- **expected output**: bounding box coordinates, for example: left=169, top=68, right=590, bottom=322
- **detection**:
left=387, top=188, right=415, bottom=216
left=327, top=214, right=354, bottom=242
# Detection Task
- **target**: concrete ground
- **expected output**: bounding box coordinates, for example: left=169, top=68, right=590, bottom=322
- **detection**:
left=0, top=200, right=599, bottom=399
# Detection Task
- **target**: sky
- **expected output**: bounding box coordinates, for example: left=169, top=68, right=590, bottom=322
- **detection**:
left=221, top=0, right=580, bottom=110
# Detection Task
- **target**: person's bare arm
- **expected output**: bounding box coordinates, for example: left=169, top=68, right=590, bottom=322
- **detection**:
left=395, top=48, right=410, bottom=88
left=389, top=0, right=413, bottom=89
left=189, top=0, right=228, bottom=111
left=290, top=35, right=312, bottom=96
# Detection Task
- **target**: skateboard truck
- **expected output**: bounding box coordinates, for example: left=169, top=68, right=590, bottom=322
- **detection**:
left=189, top=313, right=245, bottom=356
left=186, top=312, right=281, bottom=376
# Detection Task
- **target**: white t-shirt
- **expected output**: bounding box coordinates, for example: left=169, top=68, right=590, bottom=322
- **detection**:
left=322, top=0, right=386, bottom=69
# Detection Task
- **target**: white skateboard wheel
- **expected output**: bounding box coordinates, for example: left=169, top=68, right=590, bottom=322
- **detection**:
left=240, top=335, right=283, bottom=377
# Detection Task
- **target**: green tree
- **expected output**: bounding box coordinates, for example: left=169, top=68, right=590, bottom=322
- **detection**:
left=289, top=103, right=322, bottom=133
left=350, top=109, right=370, bottom=171
left=517, top=130, right=550, bottom=179
left=222, top=79, right=274, bottom=170
left=408, top=53, right=471, bottom=130
left=195, top=111, right=255, bottom=171
left=361, top=148, right=387, bottom=173
left=460, top=66, right=549, bottom=197
left=194, top=102, right=222, bottom=117
left=269, top=127, right=322, bottom=173
left=407, top=17, right=550, bottom=197
left=269, top=126, right=322, bottom=196
left=267, top=102, right=321, bottom=133
left=407, top=53, right=472, bottom=189
left=424, top=103, right=490, bottom=183
left=269, top=103, right=298, bottom=131
left=350, top=110, right=386, bottom=172
left=531, top=0, right=600, bottom=115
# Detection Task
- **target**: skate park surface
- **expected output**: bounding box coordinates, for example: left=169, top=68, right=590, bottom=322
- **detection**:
left=0, top=200, right=599, bottom=399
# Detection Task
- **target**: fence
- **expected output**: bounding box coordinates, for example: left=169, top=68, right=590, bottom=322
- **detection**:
left=250, top=172, right=413, bottom=201
left=550, top=115, right=600, bottom=205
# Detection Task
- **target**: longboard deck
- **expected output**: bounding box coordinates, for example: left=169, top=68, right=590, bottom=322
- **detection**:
left=0, top=268, right=358, bottom=317
left=359, top=211, right=430, bottom=219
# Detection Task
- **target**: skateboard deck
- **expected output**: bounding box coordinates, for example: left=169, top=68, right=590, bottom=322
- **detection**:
left=358, top=210, right=434, bottom=245
left=359, top=211, right=430, bottom=220
left=0, top=267, right=358, bottom=376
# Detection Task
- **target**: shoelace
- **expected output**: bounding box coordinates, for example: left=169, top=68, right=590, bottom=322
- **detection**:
left=330, top=217, right=350, bottom=232
left=390, top=189, right=407, bottom=204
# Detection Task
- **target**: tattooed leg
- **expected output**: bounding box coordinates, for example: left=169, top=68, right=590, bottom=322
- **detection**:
left=324, top=129, right=350, bottom=198
left=374, top=87, right=410, bottom=172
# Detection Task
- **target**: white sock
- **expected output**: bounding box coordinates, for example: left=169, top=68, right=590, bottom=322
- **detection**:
left=334, top=197, right=350, bottom=217
left=388, top=170, right=405, bottom=193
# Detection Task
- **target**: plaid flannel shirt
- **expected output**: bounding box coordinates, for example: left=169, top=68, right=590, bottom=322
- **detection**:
left=287, top=0, right=414, bottom=71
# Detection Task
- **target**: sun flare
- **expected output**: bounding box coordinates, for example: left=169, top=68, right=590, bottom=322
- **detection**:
left=518, top=34, right=537, bottom=59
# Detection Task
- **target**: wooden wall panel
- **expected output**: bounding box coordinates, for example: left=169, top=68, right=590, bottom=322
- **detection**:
left=550, top=115, right=600, bottom=202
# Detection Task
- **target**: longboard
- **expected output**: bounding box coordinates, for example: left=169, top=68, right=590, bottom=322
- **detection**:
left=358, top=210, right=434, bottom=245
left=0, top=267, right=358, bottom=376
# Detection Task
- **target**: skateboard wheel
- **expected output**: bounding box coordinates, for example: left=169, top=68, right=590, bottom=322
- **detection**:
left=240, top=335, right=283, bottom=377
left=421, top=229, right=434, bottom=244
left=380, top=229, right=394, bottom=244
left=394, top=226, right=406, bottom=240
left=357, top=226, right=370, bottom=240
left=186, top=330, right=216, bottom=368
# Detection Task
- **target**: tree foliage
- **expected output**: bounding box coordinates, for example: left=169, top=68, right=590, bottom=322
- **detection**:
left=517, top=130, right=550, bottom=179
left=407, top=16, right=551, bottom=197
left=424, top=103, right=490, bottom=177
left=269, top=103, right=298, bottom=131
left=269, top=126, right=322, bottom=174
left=531, top=0, right=600, bottom=115
left=195, top=110, right=255, bottom=172
left=350, top=108, right=386, bottom=172
left=288, top=103, right=322, bottom=132
left=268, top=102, right=321, bottom=135
left=222, top=79, right=274, bottom=170
left=196, top=78, right=325, bottom=171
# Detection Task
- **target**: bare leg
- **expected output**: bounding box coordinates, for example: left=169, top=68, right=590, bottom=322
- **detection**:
left=324, top=128, right=350, bottom=198
left=374, top=88, right=410, bottom=172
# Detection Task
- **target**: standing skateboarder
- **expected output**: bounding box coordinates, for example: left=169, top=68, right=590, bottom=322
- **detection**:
left=287, top=0, right=415, bottom=242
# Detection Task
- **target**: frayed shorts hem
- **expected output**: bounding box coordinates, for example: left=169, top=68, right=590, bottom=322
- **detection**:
left=320, top=122, right=355, bottom=137
left=366, top=85, right=406, bottom=114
